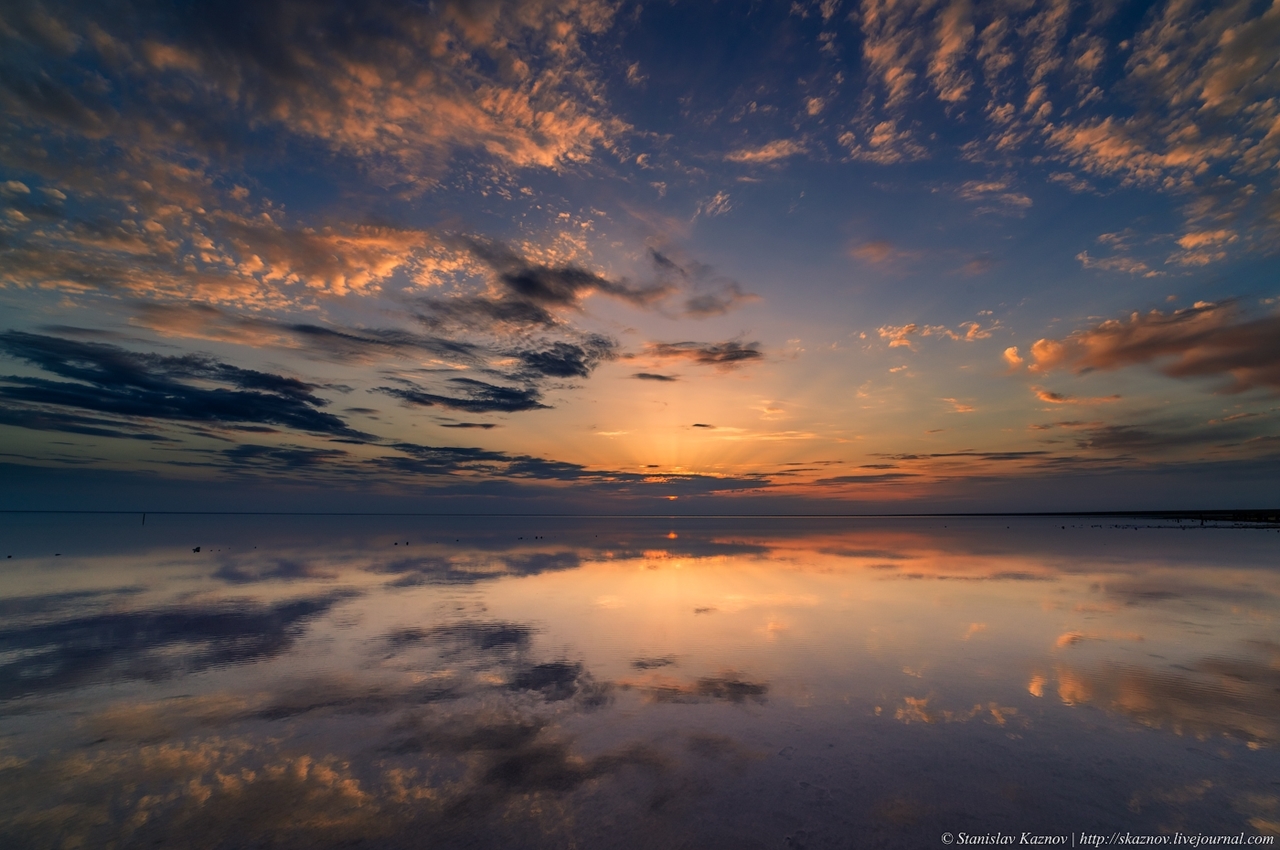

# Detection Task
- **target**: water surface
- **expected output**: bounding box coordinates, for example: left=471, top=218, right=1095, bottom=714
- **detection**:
left=1, top=514, right=1278, bottom=848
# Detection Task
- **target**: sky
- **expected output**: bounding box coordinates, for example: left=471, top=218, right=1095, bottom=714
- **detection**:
left=1, top=0, right=1278, bottom=513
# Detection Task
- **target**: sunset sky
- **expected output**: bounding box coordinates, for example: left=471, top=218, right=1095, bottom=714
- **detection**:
left=2, top=0, right=1278, bottom=512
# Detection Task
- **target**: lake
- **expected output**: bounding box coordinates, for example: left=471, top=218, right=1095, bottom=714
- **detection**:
left=1, top=513, right=1277, bottom=848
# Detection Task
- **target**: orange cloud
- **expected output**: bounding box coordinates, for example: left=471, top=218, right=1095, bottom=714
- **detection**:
left=1027, top=302, right=1280, bottom=392
left=724, top=139, right=807, bottom=163
left=1032, top=387, right=1121, bottom=406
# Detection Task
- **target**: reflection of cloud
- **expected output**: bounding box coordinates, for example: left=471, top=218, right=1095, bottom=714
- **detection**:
left=619, top=672, right=768, bottom=704
left=0, top=592, right=355, bottom=700
left=1054, top=655, right=1280, bottom=747
left=386, top=621, right=535, bottom=654
left=215, top=557, right=338, bottom=584
left=894, top=696, right=1020, bottom=726
left=369, top=551, right=584, bottom=586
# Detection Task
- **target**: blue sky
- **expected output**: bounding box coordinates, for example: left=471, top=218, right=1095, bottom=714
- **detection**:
left=1, top=0, right=1278, bottom=512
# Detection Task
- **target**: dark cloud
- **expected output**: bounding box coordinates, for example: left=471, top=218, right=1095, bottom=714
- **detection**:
left=0, top=406, right=167, bottom=441
left=136, top=303, right=615, bottom=418
left=285, top=322, right=482, bottom=363
left=640, top=340, right=764, bottom=370
left=683, top=282, right=756, bottom=318
left=379, top=377, right=548, bottom=413
left=440, top=422, right=497, bottom=429
left=813, top=473, right=917, bottom=485
left=221, top=444, right=351, bottom=470
left=647, top=248, right=757, bottom=318
left=0, top=592, right=355, bottom=701
left=509, top=336, right=617, bottom=380
left=0, top=331, right=361, bottom=437
left=413, top=295, right=559, bottom=333
left=632, top=372, right=678, bottom=381
left=463, top=237, right=672, bottom=310
left=887, top=451, right=1052, bottom=462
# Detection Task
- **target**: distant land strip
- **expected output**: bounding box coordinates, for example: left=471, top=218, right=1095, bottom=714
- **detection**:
left=0, top=510, right=1276, bottom=523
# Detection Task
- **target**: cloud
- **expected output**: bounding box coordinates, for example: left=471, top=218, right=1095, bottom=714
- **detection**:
left=812, top=473, right=917, bottom=486
left=1076, top=251, right=1158, bottom=277
left=877, top=322, right=993, bottom=349
left=724, top=139, right=807, bottom=164
left=1032, top=387, right=1121, bottom=406
left=134, top=300, right=617, bottom=417
left=877, top=324, right=918, bottom=348
left=682, top=281, right=758, bottom=318
left=695, top=191, right=733, bottom=218
left=0, top=406, right=168, bottom=441
left=639, top=340, right=764, bottom=370
left=928, top=0, right=974, bottom=103
left=0, top=331, right=361, bottom=437
left=851, top=240, right=916, bottom=265
left=462, top=237, right=672, bottom=310
left=1028, top=301, right=1280, bottom=393
left=958, top=179, right=1032, bottom=214
left=631, top=372, right=678, bottom=382
left=841, top=0, right=1280, bottom=249
left=511, top=337, right=617, bottom=380
left=838, top=120, right=928, bottom=163
left=646, top=248, right=757, bottom=318
left=379, top=377, right=549, bottom=413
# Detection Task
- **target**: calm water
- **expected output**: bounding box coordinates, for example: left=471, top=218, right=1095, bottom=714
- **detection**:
left=1, top=514, right=1277, bottom=848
